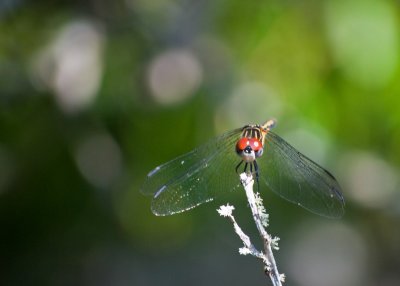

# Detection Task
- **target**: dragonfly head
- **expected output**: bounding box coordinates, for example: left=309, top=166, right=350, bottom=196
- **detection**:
left=236, top=138, right=264, bottom=162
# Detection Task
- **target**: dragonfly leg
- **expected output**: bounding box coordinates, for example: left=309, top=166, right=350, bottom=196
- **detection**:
left=235, top=160, right=244, bottom=175
left=253, top=160, right=260, bottom=192
left=244, top=162, right=248, bottom=173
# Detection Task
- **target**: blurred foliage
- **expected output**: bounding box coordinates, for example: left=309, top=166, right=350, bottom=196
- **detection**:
left=1, top=0, right=400, bottom=285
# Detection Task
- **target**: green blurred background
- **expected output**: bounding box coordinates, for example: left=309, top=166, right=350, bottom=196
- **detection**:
left=1, top=0, right=400, bottom=285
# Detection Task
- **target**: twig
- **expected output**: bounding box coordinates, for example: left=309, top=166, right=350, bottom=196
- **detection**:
left=217, top=172, right=284, bottom=286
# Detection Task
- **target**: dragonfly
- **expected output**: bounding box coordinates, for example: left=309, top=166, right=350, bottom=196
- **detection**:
left=141, top=119, right=345, bottom=218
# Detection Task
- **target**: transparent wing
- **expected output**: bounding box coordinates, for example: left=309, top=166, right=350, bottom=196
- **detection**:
left=259, top=131, right=345, bottom=218
left=141, top=128, right=243, bottom=216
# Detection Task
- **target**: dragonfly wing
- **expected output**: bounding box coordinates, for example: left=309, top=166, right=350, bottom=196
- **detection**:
left=142, top=128, right=242, bottom=216
left=259, top=131, right=345, bottom=218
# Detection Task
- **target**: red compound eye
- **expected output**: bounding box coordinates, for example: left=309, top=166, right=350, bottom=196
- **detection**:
left=236, top=138, right=249, bottom=152
left=236, top=138, right=262, bottom=152
left=248, top=138, right=262, bottom=151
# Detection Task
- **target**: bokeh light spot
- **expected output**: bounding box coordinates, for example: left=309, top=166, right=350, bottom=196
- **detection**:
left=147, top=49, right=203, bottom=105
left=215, top=81, right=283, bottom=132
left=31, top=19, right=105, bottom=113
left=285, top=221, right=369, bottom=286
left=339, top=151, right=399, bottom=210
left=75, top=133, right=123, bottom=189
